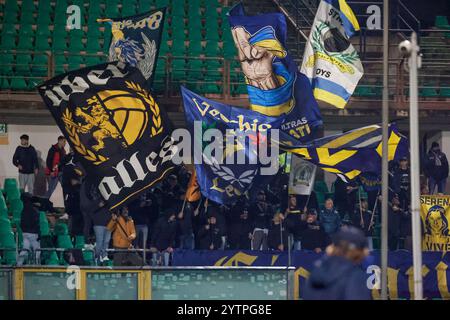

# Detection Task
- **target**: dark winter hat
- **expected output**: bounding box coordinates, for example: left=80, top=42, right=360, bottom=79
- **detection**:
left=20, top=134, right=29, bottom=140
left=331, top=226, right=368, bottom=250
left=431, top=142, right=440, bottom=148
left=165, top=207, right=177, bottom=218
left=307, top=208, right=318, bottom=216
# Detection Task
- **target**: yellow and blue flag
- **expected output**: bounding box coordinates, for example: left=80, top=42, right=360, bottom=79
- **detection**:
left=301, top=0, right=364, bottom=109
left=181, top=86, right=282, bottom=205
left=278, top=123, right=409, bottom=181
left=228, top=3, right=323, bottom=143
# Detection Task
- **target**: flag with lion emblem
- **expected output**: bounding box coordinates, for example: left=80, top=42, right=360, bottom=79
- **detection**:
left=37, top=62, right=176, bottom=210
left=301, top=0, right=363, bottom=109
left=100, top=8, right=166, bottom=88
left=420, top=195, right=450, bottom=252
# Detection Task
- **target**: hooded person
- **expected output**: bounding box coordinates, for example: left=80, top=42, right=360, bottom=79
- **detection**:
left=267, top=212, right=289, bottom=251
left=150, top=208, right=178, bottom=265
left=424, top=142, right=449, bottom=194
left=17, top=193, right=40, bottom=266
left=304, top=226, right=371, bottom=300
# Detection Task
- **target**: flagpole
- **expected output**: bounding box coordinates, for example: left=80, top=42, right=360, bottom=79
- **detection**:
left=380, top=0, right=390, bottom=301
left=406, top=32, right=423, bottom=300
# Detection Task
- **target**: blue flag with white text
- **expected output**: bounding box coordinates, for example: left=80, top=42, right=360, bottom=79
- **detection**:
left=181, top=87, right=282, bottom=205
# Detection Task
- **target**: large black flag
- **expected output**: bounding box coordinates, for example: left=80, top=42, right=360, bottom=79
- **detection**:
left=37, top=62, right=176, bottom=209
left=103, top=8, right=166, bottom=88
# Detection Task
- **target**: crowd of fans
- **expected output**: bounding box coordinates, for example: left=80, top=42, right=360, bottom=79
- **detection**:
left=11, top=134, right=449, bottom=266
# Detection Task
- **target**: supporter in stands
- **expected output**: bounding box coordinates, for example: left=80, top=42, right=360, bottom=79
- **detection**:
left=301, top=209, right=330, bottom=253
left=284, top=194, right=305, bottom=250
left=227, top=205, right=252, bottom=250
left=304, top=226, right=371, bottom=300
left=129, top=194, right=151, bottom=250
left=388, top=194, right=402, bottom=250
left=45, top=136, right=66, bottom=199
left=268, top=212, right=288, bottom=251
left=249, top=190, right=274, bottom=250
left=13, top=134, right=39, bottom=195
left=333, top=177, right=358, bottom=222
left=352, top=198, right=374, bottom=250
left=197, top=213, right=224, bottom=250
left=80, top=181, right=111, bottom=262
left=319, top=198, right=342, bottom=237
left=107, top=207, right=142, bottom=266
left=17, top=193, right=40, bottom=266
left=177, top=193, right=195, bottom=250
left=424, top=142, right=449, bottom=194
left=61, top=154, right=84, bottom=237
left=150, top=208, right=178, bottom=265
left=392, top=157, right=410, bottom=212
left=161, top=174, right=182, bottom=210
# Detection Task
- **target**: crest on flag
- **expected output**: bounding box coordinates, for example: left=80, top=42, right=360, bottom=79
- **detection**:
left=38, top=62, right=176, bottom=209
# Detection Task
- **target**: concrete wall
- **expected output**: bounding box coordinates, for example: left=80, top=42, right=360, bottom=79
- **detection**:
left=0, top=124, right=67, bottom=207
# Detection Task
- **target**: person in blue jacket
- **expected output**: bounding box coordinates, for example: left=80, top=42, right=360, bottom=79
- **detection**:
left=304, top=226, right=371, bottom=300
left=318, top=198, right=341, bottom=236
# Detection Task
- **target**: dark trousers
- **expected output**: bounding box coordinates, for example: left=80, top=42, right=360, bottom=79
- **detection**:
left=113, top=249, right=144, bottom=266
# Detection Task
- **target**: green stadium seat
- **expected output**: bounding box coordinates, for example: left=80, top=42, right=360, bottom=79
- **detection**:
left=0, top=34, right=16, bottom=50
left=205, top=27, right=220, bottom=42
left=21, top=0, right=36, bottom=10
left=32, top=54, right=49, bottom=77
left=314, top=180, right=329, bottom=194
left=171, top=8, right=185, bottom=19
left=186, top=59, right=204, bottom=80
left=4, top=178, right=18, bottom=190
left=420, top=87, right=439, bottom=97
left=52, top=34, right=68, bottom=52
left=138, top=0, right=153, bottom=13
left=19, top=11, right=35, bottom=24
left=54, top=221, right=69, bottom=236
left=19, top=24, right=34, bottom=37
left=156, top=0, right=169, bottom=7
left=40, top=211, right=51, bottom=236
left=187, top=41, right=203, bottom=56
left=4, top=0, right=19, bottom=13
left=440, top=88, right=450, bottom=98
left=0, top=54, right=14, bottom=75
left=57, top=235, right=74, bottom=249
left=201, top=83, right=221, bottom=94
left=68, top=36, right=85, bottom=52
left=17, top=36, right=34, bottom=50
left=6, top=185, right=21, bottom=200
left=67, top=55, right=85, bottom=71
left=315, top=192, right=325, bottom=207
left=85, top=55, right=104, bottom=66
left=0, top=78, right=11, bottom=90
left=86, top=37, right=102, bottom=53
left=223, top=41, right=236, bottom=58
left=121, top=4, right=137, bottom=17
left=0, top=217, right=13, bottom=235
left=171, top=59, right=186, bottom=79
left=9, top=198, right=23, bottom=221
left=54, top=55, right=67, bottom=74
left=35, top=35, right=51, bottom=51
left=3, top=13, right=19, bottom=24
left=435, top=16, right=450, bottom=29
left=105, top=5, right=120, bottom=17
left=354, top=85, right=375, bottom=97
left=204, top=41, right=220, bottom=56
left=74, top=235, right=85, bottom=248
left=15, top=54, right=32, bottom=76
